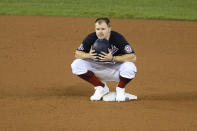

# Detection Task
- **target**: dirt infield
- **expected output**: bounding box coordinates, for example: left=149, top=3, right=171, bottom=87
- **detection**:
left=0, top=16, right=197, bottom=131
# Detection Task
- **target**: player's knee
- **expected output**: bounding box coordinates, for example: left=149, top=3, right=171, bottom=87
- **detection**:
left=119, top=62, right=137, bottom=79
left=71, top=59, right=88, bottom=75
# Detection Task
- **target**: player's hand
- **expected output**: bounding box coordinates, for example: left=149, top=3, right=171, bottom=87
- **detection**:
left=89, top=46, right=99, bottom=61
left=98, top=48, right=113, bottom=62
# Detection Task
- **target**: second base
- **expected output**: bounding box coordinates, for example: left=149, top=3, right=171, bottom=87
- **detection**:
left=102, top=91, right=137, bottom=102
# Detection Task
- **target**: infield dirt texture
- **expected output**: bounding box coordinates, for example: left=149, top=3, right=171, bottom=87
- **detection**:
left=0, top=16, right=197, bottom=131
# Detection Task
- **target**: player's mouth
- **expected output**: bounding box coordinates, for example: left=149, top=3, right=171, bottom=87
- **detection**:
left=98, top=34, right=104, bottom=38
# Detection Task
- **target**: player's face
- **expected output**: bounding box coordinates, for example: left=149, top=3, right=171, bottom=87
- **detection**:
left=95, top=22, right=111, bottom=40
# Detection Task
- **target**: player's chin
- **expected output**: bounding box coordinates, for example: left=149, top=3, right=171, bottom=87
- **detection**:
left=97, top=36, right=105, bottom=40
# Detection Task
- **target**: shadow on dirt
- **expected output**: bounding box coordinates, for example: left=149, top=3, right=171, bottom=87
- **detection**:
left=0, top=83, right=93, bottom=99
left=49, top=84, right=92, bottom=96
left=45, top=83, right=92, bottom=97
left=139, top=91, right=197, bottom=101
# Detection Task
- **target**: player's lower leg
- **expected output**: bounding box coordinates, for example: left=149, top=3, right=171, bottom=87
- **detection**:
left=118, top=75, right=132, bottom=88
left=116, top=75, right=133, bottom=102
left=78, top=71, right=109, bottom=101
left=78, top=70, right=104, bottom=87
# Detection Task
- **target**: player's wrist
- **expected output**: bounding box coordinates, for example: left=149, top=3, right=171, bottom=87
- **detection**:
left=111, top=56, right=115, bottom=62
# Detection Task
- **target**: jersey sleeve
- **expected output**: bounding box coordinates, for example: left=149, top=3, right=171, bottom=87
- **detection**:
left=116, top=34, right=135, bottom=54
left=77, top=33, right=97, bottom=53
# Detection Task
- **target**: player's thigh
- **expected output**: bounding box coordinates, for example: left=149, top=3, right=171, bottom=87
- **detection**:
left=119, top=62, right=137, bottom=79
left=71, top=59, right=92, bottom=75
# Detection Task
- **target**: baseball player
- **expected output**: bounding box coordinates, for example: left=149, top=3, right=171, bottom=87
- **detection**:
left=71, top=18, right=137, bottom=102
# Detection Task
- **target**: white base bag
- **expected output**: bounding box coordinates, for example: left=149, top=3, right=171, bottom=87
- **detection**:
left=103, top=91, right=137, bottom=102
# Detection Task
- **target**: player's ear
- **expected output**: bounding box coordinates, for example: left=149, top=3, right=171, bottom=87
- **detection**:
left=109, top=27, right=111, bottom=32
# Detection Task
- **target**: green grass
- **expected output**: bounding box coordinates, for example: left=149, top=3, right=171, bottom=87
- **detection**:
left=0, top=0, right=197, bottom=20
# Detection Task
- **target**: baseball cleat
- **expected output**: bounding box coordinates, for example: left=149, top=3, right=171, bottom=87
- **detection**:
left=90, top=83, right=109, bottom=101
left=115, top=87, right=137, bottom=102
left=115, top=87, right=126, bottom=102
left=116, top=95, right=126, bottom=102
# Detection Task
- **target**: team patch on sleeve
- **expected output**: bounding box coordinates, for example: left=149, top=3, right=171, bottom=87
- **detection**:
left=124, top=45, right=133, bottom=53
left=77, top=43, right=84, bottom=51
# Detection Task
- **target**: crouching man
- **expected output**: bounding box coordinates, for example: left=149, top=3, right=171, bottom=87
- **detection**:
left=71, top=17, right=137, bottom=102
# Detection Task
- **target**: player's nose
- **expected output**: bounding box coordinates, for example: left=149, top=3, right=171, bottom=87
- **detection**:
left=99, top=31, right=103, bottom=34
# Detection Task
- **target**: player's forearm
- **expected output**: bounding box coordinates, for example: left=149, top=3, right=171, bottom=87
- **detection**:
left=75, top=50, right=91, bottom=59
left=113, top=54, right=136, bottom=63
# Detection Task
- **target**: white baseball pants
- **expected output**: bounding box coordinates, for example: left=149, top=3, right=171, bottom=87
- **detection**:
left=71, top=59, right=137, bottom=82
